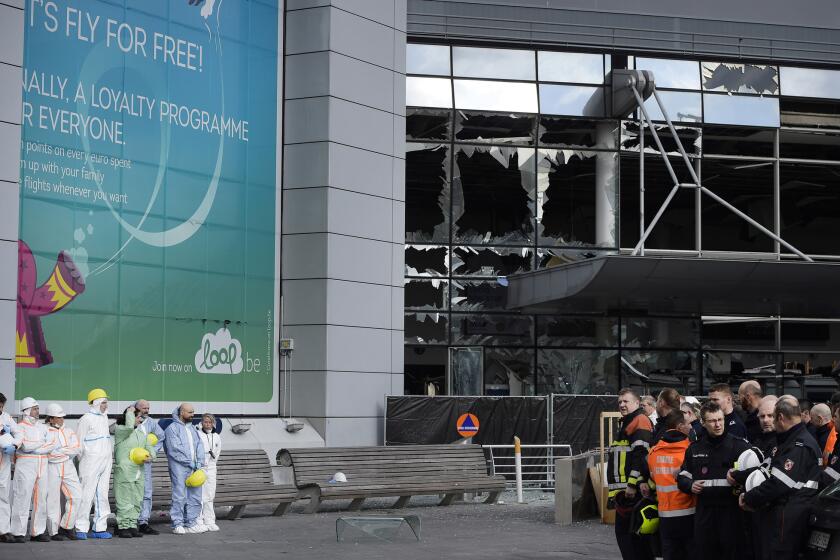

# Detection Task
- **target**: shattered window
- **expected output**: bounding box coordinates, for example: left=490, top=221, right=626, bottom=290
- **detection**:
left=407, top=43, right=451, bottom=76
left=538, top=51, right=604, bottom=84
left=452, top=145, right=535, bottom=245
left=536, top=248, right=605, bottom=269
left=623, top=350, right=700, bottom=395
left=454, top=80, right=539, bottom=113
left=703, top=351, right=778, bottom=391
left=451, top=246, right=533, bottom=277
left=539, top=84, right=605, bottom=117
left=780, top=67, right=840, bottom=99
left=405, top=143, right=450, bottom=243
left=455, top=111, right=536, bottom=145
left=405, top=312, right=448, bottom=344
left=621, top=317, right=700, bottom=348
left=780, top=161, right=840, bottom=256
left=703, top=94, right=780, bottom=128
left=782, top=352, right=840, bottom=378
left=452, top=46, right=535, bottom=81
left=406, top=77, right=453, bottom=108
left=702, top=125, right=774, bottom=157
left=781, top=321, right=840, bottom=352
left=452, top=313, right=534, bottom=345
left=702, top=319, right=777, bottom=350
left=634, top=58, right=700, bottom=90
left=485, top=348, right=535, bottom=396
left=405, top=245, right=448, bottom=277
left=536, top=150, right=617, bottom=247
left=537, top=349, right=619, bottom=394
left=405, top=279, right=449, bottom=310
left=406, top=108, right=451, bottom=142
left=539, top=118, right=618, bottom=150
left=780, top=129, right=840, bottom=160
left=641, top=91, right=702, bottom=123
left=451, top=279, right=508, bottom=311
left=702, top=62, right=779, bottom=95
left=537, top=316, right=619, bottom=347
left=702, top=159, right=775, bottom=253
left=621, top=122, right=701, bottom=157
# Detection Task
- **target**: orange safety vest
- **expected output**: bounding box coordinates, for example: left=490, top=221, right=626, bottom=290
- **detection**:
left=648, top=433, right=696, bottom=518
left=823, top=422, right=837, bottom=466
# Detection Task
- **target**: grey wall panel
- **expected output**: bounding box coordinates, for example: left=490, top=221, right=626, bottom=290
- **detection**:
left=0, top=123, right=20, bottom=183
left=325, top=371, right=393, bottom=416
left=0, top=182, right=19, bottom=242
left=324, top=416, right=383, bottom=446
left=0, top=299, right=14, bottom=359
left=0, top=63, right=21, bottom=124
left=0, top=4, right=23, bottom=66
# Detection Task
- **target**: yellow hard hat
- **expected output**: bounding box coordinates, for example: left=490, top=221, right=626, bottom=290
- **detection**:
left=87, top=388, right=108, bottom=403
left=147, top=433, right=159, bottom=446
left=129, top=447, right=150, bottom=465
left=186, top=469, right=207, bottom=487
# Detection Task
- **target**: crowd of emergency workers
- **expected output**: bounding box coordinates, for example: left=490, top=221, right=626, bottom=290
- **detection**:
left=609, top=381, right=840, bottom=560
left=0, top=389, right=223, bottom=542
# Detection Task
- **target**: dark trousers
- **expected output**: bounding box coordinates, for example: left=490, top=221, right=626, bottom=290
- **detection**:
left=659, top=515, right=694, bottom=560
left=750, top=510, right=770, bottom=560
left=615, top=507, right=653, bottom=560
left=769, top=501, right=811, bottom=560
left=694, top=504, right=743, bottom=560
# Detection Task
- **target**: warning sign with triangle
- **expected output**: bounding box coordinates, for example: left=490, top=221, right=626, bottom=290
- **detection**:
left=456, top=413, right=480, bottom=438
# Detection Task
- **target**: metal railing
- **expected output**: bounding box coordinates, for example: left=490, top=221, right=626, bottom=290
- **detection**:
left=482, top=444, right=573, bottom=489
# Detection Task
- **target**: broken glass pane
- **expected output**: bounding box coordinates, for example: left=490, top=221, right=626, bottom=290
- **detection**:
left=621, top=122, right=701, bottom=156
left=703, top=94, right=780, bottom=128
left=539, top=85, right=605, bottom=117
left=780, top=67, right=840, bottom=99
left=451, top=279, right=508, bottom=311
left=702, top=125, right=774, bottom=157
left=405, top=245, right=448, bottom=277
left=406, top=77, right=453, bottom=108
left=455, top=111, right=536, bottom=145
left=538, top=51, right=604, bottom=84
left=406, top=108, right=451, bottom=142
left=783, top=353, right=840, bottom=379
left=536, top=149, right=617, bottom=247
left=406, top=143, right=450, bottom=243
left=537, top=316, right=618, bottom=347
left=780, top=129, right=840, bottom=160
left=536, top=248, right=605, bottom=268
left=779, top=161, right=840, bottom=256
left=781, top=321, right=840, bottom=352
left=702, top=319, right=777, bottom=350
left=702, top=158, right=774, bottom=253
left=405, top=312, right=448, bottom=344
left=622, top=350, right=699, bottom=395
left=452, top=145, right=535, bottom=245
left=407, top=44, right=451, bottom=76
left=539, top=118, right=618, bottom=149
left=452, top=313, right=534, bottom=345
left=451, top=246, right=533, bottom=277
left=634, top=58, right=700, bottom=90
left=537, top=349, right=619, bottom=394
left=404, top=346, right=447, bottom=396
left=621, top=317, right=700, bottom=348
left=702, top=62, right=779, bottom=95
left=703, top=351, right=778, bottom=389
left=485, top=348, right=535, bottom=396
left=641, top=91, right=702, bottom=123
left=454, top=80, right=538, bottom=113
left=405, top=279, right=448, bottom=310
left=452, top=46, right=535, bottom=81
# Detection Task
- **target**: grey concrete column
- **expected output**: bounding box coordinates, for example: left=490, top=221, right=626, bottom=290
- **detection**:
left=282, top=0, right=406, bottom=445
left=554, top=458, right=573, bottom=526
left=595, top=122, right=616, bottom=247
left=0, top=2, right=24, bottom=400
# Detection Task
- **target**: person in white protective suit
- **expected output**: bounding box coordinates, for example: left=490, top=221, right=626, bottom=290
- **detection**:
left=198, top=413, right=222, bottom=531
left=10, top=397, right=56, bottom=543
left=74, top=388, right=114, bottom=540
left=45, top=403, right=82, bottom=541
left=0, top=392, right=22, bottom=543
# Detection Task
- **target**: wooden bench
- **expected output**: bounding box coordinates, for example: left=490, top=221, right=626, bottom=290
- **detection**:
left=277, top=444, right=506, bottom=514
left=108, top=449, right=298, bottom=520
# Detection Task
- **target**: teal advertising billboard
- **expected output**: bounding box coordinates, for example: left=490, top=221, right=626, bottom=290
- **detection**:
left=16, top=0, right=282, bottom=413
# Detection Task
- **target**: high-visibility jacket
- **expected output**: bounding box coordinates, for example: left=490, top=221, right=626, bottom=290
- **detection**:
left=607, top=408, right=653, bottom=497
left=822, top=422, right=837, bottom=467
left=648, top=430, right=696, bottom=518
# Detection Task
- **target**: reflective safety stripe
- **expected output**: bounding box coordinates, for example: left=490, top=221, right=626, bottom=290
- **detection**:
left=608, top=482, right=628, bottom=490
left=629, top=470, right=641, bottom=479
left=701, top=479, right=732, bottom=487
left=652, top=467, right=681, bottom=475
left=770, top=467, right=819, bottom=490
left=611, top=446, right=632, bottom=453
left=825, top=467, right=840, bottom=481
left=631, top=440, right=650, bottom=449
left=678, top=471, right=693, bottom=480
left=656, top=484, right=679, bottom=493
left=659, top=508, right=696, bottom=518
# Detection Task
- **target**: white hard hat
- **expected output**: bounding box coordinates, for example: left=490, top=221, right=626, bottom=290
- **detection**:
left=737, top=448, right=764, bottom=472
left=746, top=468, right=768, bottom=492
left=329, top=472, right=347, bottom=483
left=44, top=403, right=66, bottom=418
left=19, top=397, right=39, bottom=412
left=684, top=396, right=700, bottom=405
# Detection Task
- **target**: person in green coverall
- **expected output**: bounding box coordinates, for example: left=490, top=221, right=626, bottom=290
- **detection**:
left=114, top=406, right=156, bottom=538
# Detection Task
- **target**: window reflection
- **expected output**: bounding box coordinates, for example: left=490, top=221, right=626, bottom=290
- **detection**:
left=539, top=85, right=604, bottom=117
left=407, top=44, right=451, bottom=76
left=454, top=80, right=538, bottom=113
left=452, top=313, right=534, bottom=345
left=780, top=67, right=840, bottom=99
left=780, top=161, right=840, bottom=255
left=451, top=279, right=508, bottom=311
left=622, top=350, right=699, bottom=394
left=538, top=51, right=604, bottom=84
left=537, top=316, right=618, bottom=347
left=406, top=77, right=452, bottom=108
left=635, top=58, right=700, bottom=90
left=622, top=318, right=700, bottom=348
left=703, top=125, right=774, bottom=157
left=452, top=46, right=535, bottom=81
left=703, top=94, right=780, bottom=127
left=485, top=348, right=535, bottom=396
left=702, top=62, right=779, bottom=95
left=641, top=91, right=702, bottom=123
left=780, top=129, right=840, bottom=160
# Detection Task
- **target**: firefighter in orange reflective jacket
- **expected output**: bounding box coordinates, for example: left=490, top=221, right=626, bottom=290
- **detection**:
left=608, top=388, right=654, bottom=560
left=647, top=410, right=696, bottom=560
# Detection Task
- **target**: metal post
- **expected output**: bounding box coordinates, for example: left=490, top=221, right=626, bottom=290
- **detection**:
left=639, top=118, right=645, bottom=255
left=514, top=436, right=524, bottom=504
left=774, top=128, right=781, bottom=259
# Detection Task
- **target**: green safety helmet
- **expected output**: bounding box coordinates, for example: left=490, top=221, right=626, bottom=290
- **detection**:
left=630, top=498, right=660, bottom=536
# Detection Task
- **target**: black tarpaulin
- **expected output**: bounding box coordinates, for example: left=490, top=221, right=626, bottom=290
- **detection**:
left=552, top=395, right=616, bottom=454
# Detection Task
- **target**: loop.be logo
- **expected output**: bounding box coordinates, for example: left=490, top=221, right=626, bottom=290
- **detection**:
left=195, top=328, right=243, bottom=374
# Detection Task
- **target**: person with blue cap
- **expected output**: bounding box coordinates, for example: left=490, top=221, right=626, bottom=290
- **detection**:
left=164, top=403, right=207, bottom=534
left=134, top=399, right=165, bottom=535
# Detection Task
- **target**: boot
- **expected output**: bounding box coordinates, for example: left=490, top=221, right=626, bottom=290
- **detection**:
left=117, top=529, right=133, bottom=538
left=51, top=533, right=67, bottom=541
left=129, top=527, right=144, bottom=538
left=32, top=533, right=51, bottom=542
left=139, top=524, right=159, bottom=535
left=60, top=528, right=78, bottom=540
